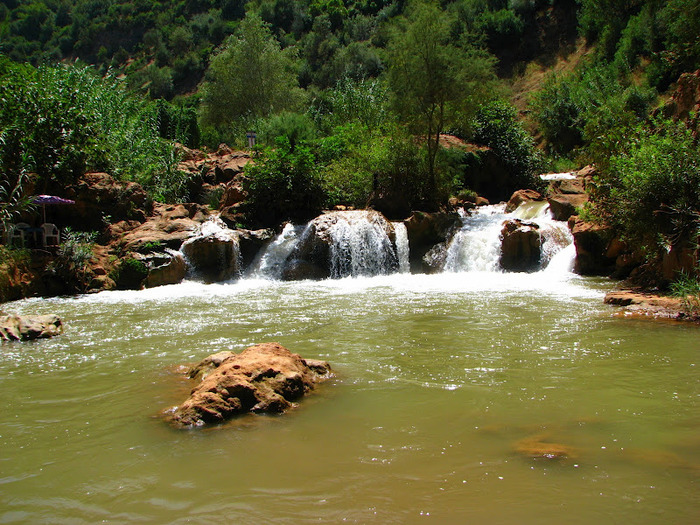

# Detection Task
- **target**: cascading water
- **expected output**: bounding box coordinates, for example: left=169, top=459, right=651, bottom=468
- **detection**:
left=392, top=222, right=410, bottom=273
left=443, top=202, right=574, bottom=273
left=249, top=223, right=305, bottom=280
left=327, top=212, right=398, bottom=278
left=180, top=218, right=242, bottom=281
left=443, top=206, right=506, bottom=272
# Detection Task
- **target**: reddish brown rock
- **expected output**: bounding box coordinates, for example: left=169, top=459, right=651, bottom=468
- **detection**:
left=547, top=193, right=589, bottom=221
left=505, top=189, right=544, bottom=213
left=59, top=173, right=152, bottom=230
left=0, top=314, right=63, bottom=341
left=515, top=434, right=577, bottom=460
left=500, top=219, right=542, bottom=272
left=116, top=203, right=212, bottom=252
left=165, top=343, right=332, bottom=428
left=568, top=217, right=616, bottom=275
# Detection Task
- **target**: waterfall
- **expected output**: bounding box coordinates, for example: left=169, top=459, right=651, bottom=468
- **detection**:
left=443, top=202, right=575, bottom=274
left=180, top=218, right=242, bottom=282
left=249, top=223, right=305, bottom=279
left=443, top=206, right=505, bottom=272
left=328, top=212, right=398, bottom=278
left=393, top=222, right=410, bottom=273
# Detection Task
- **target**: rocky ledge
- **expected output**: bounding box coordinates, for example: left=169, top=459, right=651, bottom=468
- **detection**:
left=164, top=343, right=332, bottom=428
left=604, top=290, right=696, bottom=321
left=0, top=314, right=63, bottom=341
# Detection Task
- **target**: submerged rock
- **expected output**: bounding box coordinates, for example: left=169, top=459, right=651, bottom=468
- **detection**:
left=165, top=343, right=332, bottom=428
left=0, top=314, right=63, bottom=342
left=515, top=434, right=577, bottom=460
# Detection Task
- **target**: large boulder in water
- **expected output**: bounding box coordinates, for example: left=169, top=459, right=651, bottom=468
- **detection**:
left=282, top=210, right=398, bottom=280
left=165, top=343, right=332, bottom=428
left=500, top=219, right=542, bottom=272
left=0, top=314, right=63, bottom=341
left=568, top=217, right=616, bottom=275
left=181, top=219, right=241, bottom=282
left=405, top=211, right=461, bottom=272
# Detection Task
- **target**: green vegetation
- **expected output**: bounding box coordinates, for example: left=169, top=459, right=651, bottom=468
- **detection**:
left=1, top=0, right=698, bottom=290
left=199, top=13, right=304, bottom=145
left=0, top=58, right=186, bottom=202
left=670, top=269, right=700, bottom=317
left=47, top=228, right=97, bottom=293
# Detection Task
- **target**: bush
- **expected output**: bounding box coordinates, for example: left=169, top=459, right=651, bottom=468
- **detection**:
left=670, top=270, right=700, bottom=317
left=594, top=119, right=700, bottom=253
left=111, top=257, right=148, bottom=290
left=48, top=228, right=97, bottom=293
left=243, top=137, right=327, bottom=227
left=472, top=100, right=543, bottom=192
left=0, top=58, right=183, bottom=201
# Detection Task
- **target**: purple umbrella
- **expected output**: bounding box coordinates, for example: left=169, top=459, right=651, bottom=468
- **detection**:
left=32, top=195, right=75, bottom=223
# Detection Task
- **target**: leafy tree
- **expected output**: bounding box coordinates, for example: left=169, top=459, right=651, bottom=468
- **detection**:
left=199, top=13, right=303, bottom=144
left=385, top=1, right=497, bottom=202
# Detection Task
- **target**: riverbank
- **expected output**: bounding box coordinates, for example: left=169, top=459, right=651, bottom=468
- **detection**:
left=604, top=289, right=699, bottom=323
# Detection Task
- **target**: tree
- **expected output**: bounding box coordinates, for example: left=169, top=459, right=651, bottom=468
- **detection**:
left=385, top=1, right=497, bottom=201
left=199, top=13, right=303, bottom=140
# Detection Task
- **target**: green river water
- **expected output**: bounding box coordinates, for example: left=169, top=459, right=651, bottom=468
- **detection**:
left=0, top=272, right=698, bottom=523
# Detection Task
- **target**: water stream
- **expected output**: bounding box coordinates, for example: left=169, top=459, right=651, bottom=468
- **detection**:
left=1, top=205, right=697, bottom=523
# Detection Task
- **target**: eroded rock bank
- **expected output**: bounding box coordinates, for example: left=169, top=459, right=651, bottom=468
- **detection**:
left=164, top=343, right=332, bottom=428
left=0, top=314, right=63, bottom=341
left=604, top=290, right=697, bottom=322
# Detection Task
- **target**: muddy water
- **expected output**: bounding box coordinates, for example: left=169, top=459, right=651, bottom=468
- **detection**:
left=0, top=273, right=698, bottom=523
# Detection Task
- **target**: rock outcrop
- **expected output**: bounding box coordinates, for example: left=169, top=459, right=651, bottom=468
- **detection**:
left=604, top=290, right=693, bottom=321
left=505, top=189, right=544, bottom=213
left=116, top=203, right=211, bottom=252
left=165, top=343, right=332, bottom=428
left=60, top=173, right=152, bottom=231
left=0, top=314, right=63, bottom=341
left=282, top=210, right=398, bottom=280
left=180, top=219, right=242, bottom=282
left=405, top=211, right=461, bottom=272
left=500, top=219, right=542, bottom=271
left=568, top=217, right=616, bottom=275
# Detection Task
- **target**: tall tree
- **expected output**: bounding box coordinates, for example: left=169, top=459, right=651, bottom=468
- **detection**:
left=199, top=13, right=303, bottom=137
left=386, top=1, right=497, bottom=200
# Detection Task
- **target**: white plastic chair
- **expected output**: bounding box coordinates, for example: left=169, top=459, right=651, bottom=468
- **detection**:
left=41, top=223, right=60, bottom=247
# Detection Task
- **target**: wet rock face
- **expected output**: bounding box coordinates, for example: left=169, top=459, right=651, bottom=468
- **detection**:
left=568, top=217, right=616, bottom=276
left=282, top=210, right=397, bottom=280
left=0, top=314, right=63, bottom=341
left=165, top=343, right=332, bottom=428
left=505, top=189, right=544, bottom=214
left=499, top=219, right=542, bottom=272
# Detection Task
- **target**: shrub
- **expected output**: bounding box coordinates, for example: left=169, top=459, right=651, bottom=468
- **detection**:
left=48, top=228, right=97, bottom=293
left=472, top=100, right=543, bottom=192
left=243, top=137, right=327, bottom=227
left=0, top=58, right=184, bottom=201
left=111, top=257, right=148, bottom=290
left=670, top=270, right=700, bottom=317
left=593, top=119, right=700, bottom=253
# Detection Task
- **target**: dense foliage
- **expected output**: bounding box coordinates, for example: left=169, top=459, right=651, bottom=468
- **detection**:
left=0, top=57, right=185, bottom=202
left=1, top=0, right=699, bottom=288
